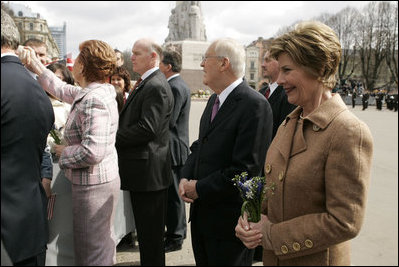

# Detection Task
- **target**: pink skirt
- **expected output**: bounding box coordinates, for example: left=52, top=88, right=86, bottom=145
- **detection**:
left=71, top=178, right=120, bottom=266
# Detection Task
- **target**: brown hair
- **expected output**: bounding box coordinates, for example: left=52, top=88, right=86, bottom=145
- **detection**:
left=77, top=40, right=117, bottom=83
left=111, top=66, right=131, bottom=93
left=269, top=21, right=342, bottom=89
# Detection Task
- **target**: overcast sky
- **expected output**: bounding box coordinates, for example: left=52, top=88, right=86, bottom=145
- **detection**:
left=10, top=1, right=373, bottom=58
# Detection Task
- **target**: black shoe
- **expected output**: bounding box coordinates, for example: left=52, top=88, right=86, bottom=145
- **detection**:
left=164, top=240, right=183, bottom=253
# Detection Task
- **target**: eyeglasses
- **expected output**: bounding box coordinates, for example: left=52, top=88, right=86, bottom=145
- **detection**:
left=201, top=55, right=225, bottom=62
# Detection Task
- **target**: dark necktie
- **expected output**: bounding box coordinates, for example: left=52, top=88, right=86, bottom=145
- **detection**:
left=128, top=78, right=142, bottom=97
left=264, top=86, right=270, bottom=99
left=211, top=96, right=220, bottom=122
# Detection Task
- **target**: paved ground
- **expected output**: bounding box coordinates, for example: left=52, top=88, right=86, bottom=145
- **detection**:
left=116, top=101, right=398, bottom=266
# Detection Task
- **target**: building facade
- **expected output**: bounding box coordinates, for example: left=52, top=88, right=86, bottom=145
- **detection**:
left=244, top=37, right=273, bottom=90
left=49, top=22, right=67, bottom=59
left=8, top=2, right=60, bottom=60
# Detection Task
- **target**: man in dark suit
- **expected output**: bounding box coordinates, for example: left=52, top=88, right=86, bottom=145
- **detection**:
left=259, top=50, right=296, bottom=138
left=1, top=10, right=54, bottom=266
left=179, top=38, right=273, bottom=266
left=159, top=50, right=191, bottom=253
left=362, top=91, right=369, bottom=110
left=115, top=38, right=174, bottom=266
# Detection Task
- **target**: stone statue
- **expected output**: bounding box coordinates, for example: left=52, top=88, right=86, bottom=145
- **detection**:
left=165, top=1, right=207, bottom=42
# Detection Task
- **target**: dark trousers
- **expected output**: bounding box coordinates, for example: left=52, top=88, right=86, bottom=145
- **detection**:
left=13, top=249, right=46, bottom=266
left=191, top=217, right=254, bottom=266
left=165, top=166, right=187, bottom=243
left=130, top=189, right=168, bottom=266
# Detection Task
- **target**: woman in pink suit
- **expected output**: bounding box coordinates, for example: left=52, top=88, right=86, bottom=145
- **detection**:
left=20, top=40, right=120, bottom=266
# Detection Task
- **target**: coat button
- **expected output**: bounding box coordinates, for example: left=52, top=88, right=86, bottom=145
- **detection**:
left=313, top=124, right=320, bottom=131
left=278, top=171, right=284, bottom=181
left=293, top=242, right=301, bottom=251
left=305, top=239, right=313, bottom=248
left=203, top=137, right=208, bottom=143
left=265, top=163, right=271, bottom=174
left=281, top=245, right=289, bottom=254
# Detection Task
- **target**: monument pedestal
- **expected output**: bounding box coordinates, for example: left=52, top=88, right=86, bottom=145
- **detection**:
left=164, top=40, right=212, bottom=93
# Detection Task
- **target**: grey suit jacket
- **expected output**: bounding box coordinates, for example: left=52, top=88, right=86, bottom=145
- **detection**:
left=168, top=75, right=191, bottom=167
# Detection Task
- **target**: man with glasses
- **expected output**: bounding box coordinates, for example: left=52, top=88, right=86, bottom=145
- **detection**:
left=179, top=38, right=273, bottom=265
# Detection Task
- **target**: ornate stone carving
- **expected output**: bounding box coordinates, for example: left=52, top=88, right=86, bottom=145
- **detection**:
left=165, top=1, right=207, bottom=42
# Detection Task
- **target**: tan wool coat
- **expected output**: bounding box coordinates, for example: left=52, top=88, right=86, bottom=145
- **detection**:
left=262, top=94, right=373, bottom=266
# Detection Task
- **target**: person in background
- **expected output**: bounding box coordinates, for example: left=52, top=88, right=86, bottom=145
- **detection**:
left=159, top=49, right=191, bottom=253
left=115, top=49, right=124, bottom=67
left=179, top=38, right=273, bottom=266
left=23, top=38, right=54, bottom=198
left=253, top=49, right=296, bottom=263
left=23, top=38, right=48, bottom=65
left=351, top=88, right=357, bottom=108
left=259, top=49, right=296, bottom=139
left=235, top=21, right=374, bottom=266
left=110, top=66, right=131, bottom=104
left=43, top=62, right=74, bottom=265
left=1, top=9, right=54, bottom=265
left=116, top=38, right=174, bottom=266
left=47, top=62, right=75, bottom=85
left=20, top=39, right=120, bottom=266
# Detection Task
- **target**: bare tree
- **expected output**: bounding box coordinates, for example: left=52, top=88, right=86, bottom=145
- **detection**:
left=384, top=2, right=398, bottom=90
left=358, top=1, right=390, bottom=91
left=326, top=7, right=361, bottom=82
left=121, top=49, right=140, bottom=81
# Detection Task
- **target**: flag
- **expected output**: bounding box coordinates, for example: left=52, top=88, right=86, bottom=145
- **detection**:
left=66, top=52, right=74, bottom=71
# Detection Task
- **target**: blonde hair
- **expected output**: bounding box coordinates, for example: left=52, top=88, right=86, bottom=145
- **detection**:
left=270, top=21, right=342, bottom=89
left=78, top=40, right=117, bottom=83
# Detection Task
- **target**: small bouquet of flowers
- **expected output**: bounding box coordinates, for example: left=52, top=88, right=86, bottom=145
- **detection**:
left=49, top=128, right=62, bottom=145
left=232, top=172, right=275, bottom=223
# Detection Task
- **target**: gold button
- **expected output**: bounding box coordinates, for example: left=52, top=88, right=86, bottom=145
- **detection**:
left=265, top=164, right=271, bottom=174
left=281, top=245, right=289, bottom=254
left=293, top=242, right=301, bottom=251
left=313, top=124, right=320, bottom=131
left=305, top=239, right=313, bottom=248
left=278, top=171, right=284, bottom=181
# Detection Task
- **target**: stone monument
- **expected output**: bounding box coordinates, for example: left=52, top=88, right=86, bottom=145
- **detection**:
left=163, top=1, right=211, bottom=93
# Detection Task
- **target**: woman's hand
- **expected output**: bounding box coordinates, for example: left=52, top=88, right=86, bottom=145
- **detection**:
left=235, top=212, right=263, bottom=249
left=41, top=178, right=52, bottom=198
left=54, top=145, right=66, bottom=158
left=16, top=45, right=46, bottom=76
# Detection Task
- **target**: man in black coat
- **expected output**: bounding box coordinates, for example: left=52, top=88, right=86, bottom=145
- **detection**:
left=159, top=50, right=191, bottom=253
left=362, top=91, right=370, bottom=110
left=1, top=10, right=54, bottom=266
left=115, top=38, right=174, bottom=266
left=259, top=50, right=296, bottom=139
left=179, top=38, right=273, bottom=266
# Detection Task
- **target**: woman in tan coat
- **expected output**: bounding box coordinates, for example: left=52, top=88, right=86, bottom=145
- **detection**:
left=235, top=21, right=373, bottom=266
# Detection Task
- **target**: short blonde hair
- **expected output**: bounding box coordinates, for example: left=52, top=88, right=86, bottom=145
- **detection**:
left=78, top=40, right=117, bottom=83
left=270, top=21, right=342, bottom=89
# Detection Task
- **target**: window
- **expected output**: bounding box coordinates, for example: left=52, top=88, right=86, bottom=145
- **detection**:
left=250, top=73, right=254, bottom=80
left=250, top=61, right=255, bottom=69
left=30, top=23, right=33, bottom=31
left=40, top=24, right=43, bottom=31
left=18, top=11, right=23, bottom=17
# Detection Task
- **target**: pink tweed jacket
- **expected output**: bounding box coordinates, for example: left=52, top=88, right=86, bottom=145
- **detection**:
left=38, top=69, right=119, bottom=185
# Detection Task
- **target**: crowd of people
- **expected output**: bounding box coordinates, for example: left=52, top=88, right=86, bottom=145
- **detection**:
left=2, top=7, right=375, bottom=267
